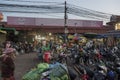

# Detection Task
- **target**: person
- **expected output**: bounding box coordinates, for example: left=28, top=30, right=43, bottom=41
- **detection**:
left=0, top=41, right=16, bottom=80
left=42, top=41, right=51, bottom=63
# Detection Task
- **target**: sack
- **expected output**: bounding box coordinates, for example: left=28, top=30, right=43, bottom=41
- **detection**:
left=22, top=68, right=40, bottom=80
left=50, top=64, right=67, bottom=77
left=37, top=63, right=49, bottom=69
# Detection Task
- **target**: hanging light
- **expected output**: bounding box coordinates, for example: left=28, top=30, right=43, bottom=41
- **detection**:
left=49, top=33, right=52, bottom=36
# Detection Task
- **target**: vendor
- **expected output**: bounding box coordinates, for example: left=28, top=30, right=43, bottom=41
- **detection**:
left=41, top=40, right=51, bottom=63
left=41, top=40, right=50, bottom=52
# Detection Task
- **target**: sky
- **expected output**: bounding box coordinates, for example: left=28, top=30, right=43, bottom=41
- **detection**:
left=1, top=0, right=120, bottom=24
left=69, top=0, right=119, bottom=15
left=24, top=0, right=120, bottom=15
left=70, top=0, right=120, bottom=15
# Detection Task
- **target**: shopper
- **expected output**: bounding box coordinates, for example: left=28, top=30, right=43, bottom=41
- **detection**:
left=0, top=41, right=16, bottom=80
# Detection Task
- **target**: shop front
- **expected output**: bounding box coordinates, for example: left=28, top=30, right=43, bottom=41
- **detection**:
left=3, top=16, right=114, bottom=43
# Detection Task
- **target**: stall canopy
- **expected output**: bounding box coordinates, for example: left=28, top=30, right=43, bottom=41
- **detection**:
left=0, top=27, right=16, bottom=32
left=0, top=29, right=7, bottom=34
left=95, top=34, right=108, bottom=38
left=83, top=32, right=108, bottom=39
left=83, top=32, right=98, bottom=38
left=104, top=30, right=120, bottom=38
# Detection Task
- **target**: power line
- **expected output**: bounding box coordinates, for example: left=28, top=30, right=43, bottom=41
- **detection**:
left=3, top=0, right=62, bottom=4
left=67, top=6, right=111, bottom=21
left=0, top=1, right=112, bottom=21
left=0, top=9, right=63, bottom=13
left=68, top=3, right=112, bottom=15
left=0, top=3, right=64, bottom=9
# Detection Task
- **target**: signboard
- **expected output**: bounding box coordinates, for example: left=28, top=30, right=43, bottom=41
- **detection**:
left=7, top=16, right=103, bottom=27
left=7, top=16, right=35, bottom=26
left=35, top=18, right=64, bottom=27
left=67, top=19, right=103, bottom=27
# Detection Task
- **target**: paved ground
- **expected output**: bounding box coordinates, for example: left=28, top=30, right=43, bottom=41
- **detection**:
left=14, top=52, right=40, bottom=80
left=14, top=52, right=80, bottom=80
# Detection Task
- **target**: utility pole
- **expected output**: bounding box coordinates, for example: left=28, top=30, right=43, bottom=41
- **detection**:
left=64, top=1, right=68, bottom=43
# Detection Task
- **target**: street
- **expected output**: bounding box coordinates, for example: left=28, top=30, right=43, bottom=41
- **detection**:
left=14, top=53, right=39, bottom=80
left=14, top=52, right=81, bottom=80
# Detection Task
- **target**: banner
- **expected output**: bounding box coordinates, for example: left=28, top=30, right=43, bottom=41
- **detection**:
left=7, top=16, right=103, bottom=27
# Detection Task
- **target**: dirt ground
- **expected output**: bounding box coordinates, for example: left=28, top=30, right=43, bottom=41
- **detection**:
left=14, top=53, right=40, bottom=80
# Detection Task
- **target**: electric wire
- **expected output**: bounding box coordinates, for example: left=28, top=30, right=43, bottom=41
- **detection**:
left=0, top=0, right=112, bottom=22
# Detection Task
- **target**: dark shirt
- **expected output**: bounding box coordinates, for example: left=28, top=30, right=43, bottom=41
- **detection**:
left=0, top=56, right=15, bottom=78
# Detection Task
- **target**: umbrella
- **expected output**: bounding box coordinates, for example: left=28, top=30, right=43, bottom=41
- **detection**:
left=83, top=32, right=98, bottom=38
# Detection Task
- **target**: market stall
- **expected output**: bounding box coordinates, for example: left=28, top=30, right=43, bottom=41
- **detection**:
left=22, top=62, right=69, bottom=80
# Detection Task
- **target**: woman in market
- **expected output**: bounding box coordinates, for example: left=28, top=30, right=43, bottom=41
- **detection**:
left=42, top=40, right=51, bottom=63
left=0, top=41, right=16, bottom=80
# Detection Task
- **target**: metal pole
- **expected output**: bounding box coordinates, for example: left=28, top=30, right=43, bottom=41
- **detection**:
left=64, top=1, right=68, bottom=43
left=74, top=23, right=77, bottom=33
left=64, top=1, right=67, bottom=27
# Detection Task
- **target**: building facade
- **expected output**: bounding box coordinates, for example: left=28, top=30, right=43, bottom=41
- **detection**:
left=0, top=16, right=114, bottom=42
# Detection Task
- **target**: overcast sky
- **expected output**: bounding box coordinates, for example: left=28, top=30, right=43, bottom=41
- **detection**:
left=26, top=0, right=120, bottom=15
left=1, top=0, right=120, bottom=24
left=70, top=0, right=120, bottom=24
left=68, top=0, right=120, bottom=15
